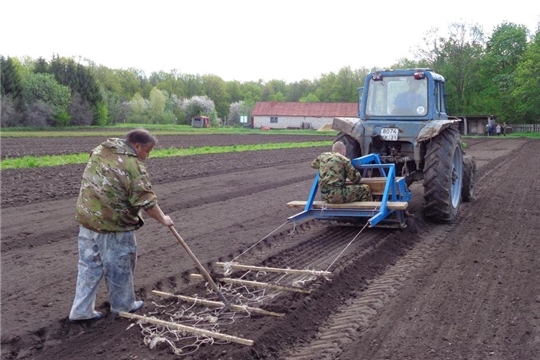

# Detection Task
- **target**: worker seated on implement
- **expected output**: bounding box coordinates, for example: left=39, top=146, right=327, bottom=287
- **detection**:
left=311, top=141, right=372, bottom=204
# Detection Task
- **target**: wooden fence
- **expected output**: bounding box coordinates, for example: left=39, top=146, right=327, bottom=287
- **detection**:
left=509, top=123, right=540, bottom=133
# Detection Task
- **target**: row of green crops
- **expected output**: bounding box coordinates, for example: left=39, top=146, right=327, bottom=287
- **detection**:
left=0, top=124, right=337, bottom=138
left=0, top=141, right=333, bottom=170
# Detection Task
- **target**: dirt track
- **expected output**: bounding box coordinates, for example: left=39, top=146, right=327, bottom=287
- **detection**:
left=1, top=135, right=539, bottom=360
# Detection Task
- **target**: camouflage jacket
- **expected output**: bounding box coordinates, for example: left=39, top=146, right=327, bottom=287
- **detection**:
left=76, top=138, right=158, bottom=233
left=311, top=152, right=362, bottom=189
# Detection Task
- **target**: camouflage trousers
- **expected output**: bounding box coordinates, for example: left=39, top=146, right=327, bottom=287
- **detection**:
left=69, top=226, right=138, bottom=321
left=321, top=184, right=373, bottom=204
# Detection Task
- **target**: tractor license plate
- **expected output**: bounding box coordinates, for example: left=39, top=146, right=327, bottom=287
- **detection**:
left=381, top=128, right=399, bottom=141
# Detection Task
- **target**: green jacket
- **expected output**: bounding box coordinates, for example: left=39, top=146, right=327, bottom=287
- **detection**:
left=76, top=138, right=157, bottom=233
left=311, top=152, right=362, bottom=189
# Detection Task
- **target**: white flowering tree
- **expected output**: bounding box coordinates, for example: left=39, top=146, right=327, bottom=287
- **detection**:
left=180, top=95, right=217, bottom=126
left=227, top=97, right=255, bottom=126
left=227, top=100, right=251, bottom=126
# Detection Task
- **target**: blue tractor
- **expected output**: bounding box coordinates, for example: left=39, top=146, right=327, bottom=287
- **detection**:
left=330, top=68, right=476, bottom=223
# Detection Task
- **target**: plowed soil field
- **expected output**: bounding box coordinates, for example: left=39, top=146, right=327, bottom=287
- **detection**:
left=1, top=134, right=539, bottom=360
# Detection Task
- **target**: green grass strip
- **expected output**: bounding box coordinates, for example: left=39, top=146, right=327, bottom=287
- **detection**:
left=0, top=125, right=337, bottom=138
left=1, top=141, right=333, bottom=170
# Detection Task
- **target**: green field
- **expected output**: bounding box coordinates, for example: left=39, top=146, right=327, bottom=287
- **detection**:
left=2, top=124, right=537, bottom=170
left=0, top=124, right=337, bottom=138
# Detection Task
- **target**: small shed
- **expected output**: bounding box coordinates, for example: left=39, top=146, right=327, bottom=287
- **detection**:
left=457, top=115, right=498, bottom=135
left=191, top=116, right=210, bottom=128
left=252, top=102, right=357, bottom=130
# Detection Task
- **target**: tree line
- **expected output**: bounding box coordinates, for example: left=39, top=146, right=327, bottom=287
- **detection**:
left=1, top=21, right=539, bottom=128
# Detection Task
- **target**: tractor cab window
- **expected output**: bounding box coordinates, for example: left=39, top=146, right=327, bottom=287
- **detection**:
left=434, top=80, right=447, bottom=116
left=365, top=76, right=427, bottom=116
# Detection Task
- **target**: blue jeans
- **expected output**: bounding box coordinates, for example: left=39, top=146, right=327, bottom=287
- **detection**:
left=69, top=226, right=138, bottom=320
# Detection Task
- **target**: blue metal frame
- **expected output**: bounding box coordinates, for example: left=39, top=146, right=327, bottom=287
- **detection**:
left=288, top=154, right=411, bottom=228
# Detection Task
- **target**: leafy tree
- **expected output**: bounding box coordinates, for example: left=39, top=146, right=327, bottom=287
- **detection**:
left=485, top=22, right=529, bottom=71
left=68, top=92, right=94, bottom=126
left=289, top=79, right=317, bottom=102
left=299, top=93, right=320, bottom=102
left=181, top=95, right=216, bottom=124
left=392, top=57, right=427, bottom=69
left=225, top=80, right=244, bottom=103
left=100, top=89, right=126, bottom=124
left=512, top=28, right=540, bottom=122
left=1, top=56, right=24, bottom=104
left=11, top=56, right=35, bottom=79
left=241, top=89, right=258, bottom=121
left=50, top=55, right=77, bottom=91
left=55, top=109, right=70, bottom=127
left=268, top=91, right=286, bottom=101
left=333, top=66, right=365, bottom=102
left=24, top=101, right=55, bottom=127
left=129, top=92, right=148, bottom=123
left=157, top=89, right=177, bottom=124
left=479, top=22, right=529, bottom=120
left=33, top=57, right=50, bottom=74
left=127, top=68, right=153, bottom=98
left=169, top=94, right=186, bottom=124
left=48, top=55, right=103, bottom=123
left=22, top=73, right=71, bottom=126
left=6, top=21, right=540, bottom=130
left=114, top=69, right=143, bottom=98
left=227, top=101, right=243, bottom=126
left=91, top=65, right=123, bottom=94
left=0, top=95, right=22, bottom=127
left=154, top=69, right=187, bottom=98
left=94, top=102, right=109, bottom=126
left=180, top=74, right=204, bottom=98
left=202, top=75, right=228, bottom=119
left=261, top=80, right=287, bottom=101
left=149, top=87, right=166, bottom=123
left=417, top=22, right=485, bottom=115
left=240, top=81, right=263, bottom=104
left=315, top=72, right=338, bottom=102
left=75, top=62, right=101, bottom=107
left=228, top=100, right=254, bottom=126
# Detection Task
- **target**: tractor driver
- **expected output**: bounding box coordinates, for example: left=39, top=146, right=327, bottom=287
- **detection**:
left=393, top=78, right=426, bottom=115
left=311, top=141, right=372, bottom=204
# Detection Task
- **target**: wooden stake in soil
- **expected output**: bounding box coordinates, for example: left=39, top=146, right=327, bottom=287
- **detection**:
left=152, top=290, right=285, bottom=317
left=215, top=262, right=332, bottom=277
left=119, top=312, right=254, bottom=346
left=189, top=273, right=312, bottom=294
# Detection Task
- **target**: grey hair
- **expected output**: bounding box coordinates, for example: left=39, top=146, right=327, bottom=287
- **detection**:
left=125, top=128, right=157, bottom=146
left=332, top=141, right=345, bottom=153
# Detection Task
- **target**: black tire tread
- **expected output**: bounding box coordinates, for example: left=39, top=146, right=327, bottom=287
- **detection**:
left=335, top=133, right=361, bottom=160
left=423, top=127, right=463, bottom=222
left=462, top=155, right=477, bottom=202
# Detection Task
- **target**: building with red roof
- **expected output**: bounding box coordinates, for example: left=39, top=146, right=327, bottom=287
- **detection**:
left=251, top=102, right=357, bottom=130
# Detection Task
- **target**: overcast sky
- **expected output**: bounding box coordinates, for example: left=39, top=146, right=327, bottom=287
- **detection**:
left=3, top=1, right=539, bottom=83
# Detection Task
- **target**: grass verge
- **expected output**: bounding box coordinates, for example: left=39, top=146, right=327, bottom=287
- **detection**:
left=1, top=142, right=332, bottom=170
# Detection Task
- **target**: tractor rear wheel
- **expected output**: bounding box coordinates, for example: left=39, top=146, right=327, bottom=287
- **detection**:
left=335, top=133, right=361, bottom=159
left=461, top=155, right=477, bottom=202
left=423, top=127, right=464, bottom=222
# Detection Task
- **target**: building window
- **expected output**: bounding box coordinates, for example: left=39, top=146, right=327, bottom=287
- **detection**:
left=270, top=117, right=278, bottom=123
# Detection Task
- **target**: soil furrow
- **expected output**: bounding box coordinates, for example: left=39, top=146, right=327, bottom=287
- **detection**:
left=2, top=137, right=535, bottom=360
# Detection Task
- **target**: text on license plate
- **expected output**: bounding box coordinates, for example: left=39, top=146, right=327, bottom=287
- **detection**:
left=381, top=128, right=399, bottom=141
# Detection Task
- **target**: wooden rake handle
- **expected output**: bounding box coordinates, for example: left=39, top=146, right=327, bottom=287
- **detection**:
left=168, top=226, right=231, bottom=307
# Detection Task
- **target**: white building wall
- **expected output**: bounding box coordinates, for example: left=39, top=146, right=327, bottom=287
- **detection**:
left=253, top=116, right=334, bottom=130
